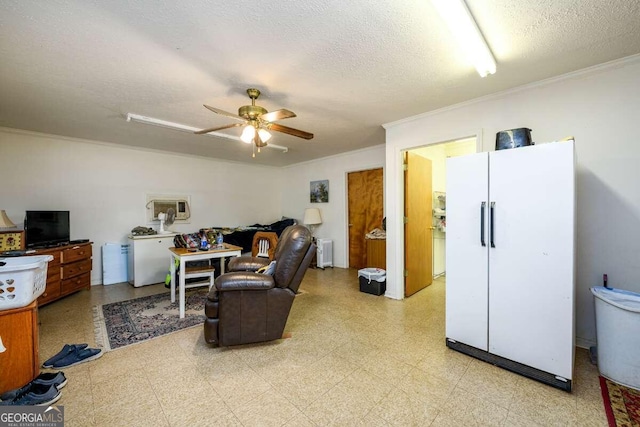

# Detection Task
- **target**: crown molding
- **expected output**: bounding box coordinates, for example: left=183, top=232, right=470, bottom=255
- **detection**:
left=383, top=53, right=640, bottom=129
left=0, top=126, right=282, bottom=170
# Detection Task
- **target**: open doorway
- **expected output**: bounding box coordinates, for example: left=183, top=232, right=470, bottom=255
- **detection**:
left=404, top=137, right=476, bottom=296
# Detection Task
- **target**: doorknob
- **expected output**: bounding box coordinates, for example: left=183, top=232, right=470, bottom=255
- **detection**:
left=348, top=224, right=353, bottom=226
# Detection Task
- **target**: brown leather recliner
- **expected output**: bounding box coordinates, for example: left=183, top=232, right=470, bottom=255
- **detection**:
left=204, top=225, right=316, bottom=346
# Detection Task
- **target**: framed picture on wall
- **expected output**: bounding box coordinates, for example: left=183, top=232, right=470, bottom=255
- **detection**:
left=310, top=180, right=329, bottom=203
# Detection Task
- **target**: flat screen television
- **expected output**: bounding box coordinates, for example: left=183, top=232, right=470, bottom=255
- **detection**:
left=25, top=211, right=70, bottom=248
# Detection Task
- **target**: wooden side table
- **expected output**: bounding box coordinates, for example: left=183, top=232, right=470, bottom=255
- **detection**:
left=0, top=300, right=39, bottom=394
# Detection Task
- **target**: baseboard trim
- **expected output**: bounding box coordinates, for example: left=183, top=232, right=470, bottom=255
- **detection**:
left=446, top=338, right=572, bottom=392
left=576, top=337, right=596, bottom=350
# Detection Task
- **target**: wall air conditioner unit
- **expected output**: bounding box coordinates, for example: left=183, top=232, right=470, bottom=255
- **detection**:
left=316, top=238, right=333, bottom=269
left=146, top=198, right=191, bottom=222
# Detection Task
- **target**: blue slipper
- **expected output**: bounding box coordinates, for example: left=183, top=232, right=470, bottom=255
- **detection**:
left=52, top=347, right=103, bottom=369
left=42, top=343, right=88, bottom=368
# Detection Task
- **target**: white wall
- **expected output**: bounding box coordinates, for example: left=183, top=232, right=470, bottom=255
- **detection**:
left=0, top=128, right=283, bottom=285
left=384, top=54, right=640, bottom=346
left=281, top=145, right=386, bottom=268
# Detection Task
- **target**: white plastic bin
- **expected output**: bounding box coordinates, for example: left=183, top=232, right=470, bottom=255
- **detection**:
left=591, top=286, right=640, bottom=390
left=0, top=255, right=53, bottom=310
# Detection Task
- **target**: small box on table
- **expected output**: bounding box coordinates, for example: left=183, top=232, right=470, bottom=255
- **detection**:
left=358, top=268, right=386, bottom=296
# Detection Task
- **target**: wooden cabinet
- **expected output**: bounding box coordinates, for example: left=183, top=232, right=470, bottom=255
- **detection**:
left=26, top=242, right=93, bottom=306
left=0, top=301, right=39, bottom=394
left=366, top=238, right=386, bottom=270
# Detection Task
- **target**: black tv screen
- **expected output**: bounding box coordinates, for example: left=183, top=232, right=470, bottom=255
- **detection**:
left=25, top=211, right=70, bottom=248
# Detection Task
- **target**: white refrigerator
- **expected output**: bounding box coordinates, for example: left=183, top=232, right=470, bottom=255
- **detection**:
left=445, top=141, right=575, bottom=391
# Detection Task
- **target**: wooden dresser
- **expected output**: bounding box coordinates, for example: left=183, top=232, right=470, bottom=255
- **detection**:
left=26, top=242, right=93, bottom=306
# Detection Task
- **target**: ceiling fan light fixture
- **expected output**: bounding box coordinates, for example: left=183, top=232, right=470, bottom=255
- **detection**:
left=431, top=0, right=496, bottom=77
left=193, top=86, right=313, bottom=156
left=258, top=129, right=272, bottom=143
left=241, top=125, right=255, bottom=143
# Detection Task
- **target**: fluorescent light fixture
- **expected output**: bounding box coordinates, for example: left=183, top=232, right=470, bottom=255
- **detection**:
left=432, top=0, right=496, bottom=77
left=125, top=113, right=288, bottom=153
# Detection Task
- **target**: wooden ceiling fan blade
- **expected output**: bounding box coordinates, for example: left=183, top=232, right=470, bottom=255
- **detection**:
left=194, top=123, right=244, bottom=134
left=203, top=104, right=246, bottom=121
left=269, top=123, right=314, bottom=140
left=260, top=109, right=296, bottom=122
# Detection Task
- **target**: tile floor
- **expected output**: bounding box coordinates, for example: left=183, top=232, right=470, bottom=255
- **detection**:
left=36, top=268, right=608, bottom=426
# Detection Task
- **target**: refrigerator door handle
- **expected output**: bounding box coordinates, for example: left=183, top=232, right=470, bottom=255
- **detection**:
left=490, top=202, right=496, bottom=248
left=481, top=202, right=486, bottom=247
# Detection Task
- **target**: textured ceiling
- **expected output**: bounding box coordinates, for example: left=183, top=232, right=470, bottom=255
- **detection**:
left=1, top=0, right=639, bottom=166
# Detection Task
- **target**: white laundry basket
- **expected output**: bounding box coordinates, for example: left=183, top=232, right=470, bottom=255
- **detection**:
left=0, top=255, right=53, bottom=310
left=591, top=286, right=640, bottom=390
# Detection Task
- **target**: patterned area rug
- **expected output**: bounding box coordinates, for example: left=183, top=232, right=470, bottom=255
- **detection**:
left=600, top=376, right=640, bottom=427
left=93, top=289, right=208, bottom=351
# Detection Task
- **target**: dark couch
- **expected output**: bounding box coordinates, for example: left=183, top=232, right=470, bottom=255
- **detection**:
left=202, top=218, right=296, bottom=254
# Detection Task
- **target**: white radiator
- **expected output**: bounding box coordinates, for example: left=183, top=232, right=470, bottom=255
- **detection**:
left=316, top=238, right=333, bottom=268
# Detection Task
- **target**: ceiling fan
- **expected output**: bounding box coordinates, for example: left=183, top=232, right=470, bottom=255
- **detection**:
left=194, top=88, right=313, bottom=154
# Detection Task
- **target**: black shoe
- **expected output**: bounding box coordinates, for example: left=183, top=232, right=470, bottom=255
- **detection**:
left=0, top=384, right=61, bottom=406
left=42, top=344, right=88, bottom=368
left=0, top=372, right=67, bottom=401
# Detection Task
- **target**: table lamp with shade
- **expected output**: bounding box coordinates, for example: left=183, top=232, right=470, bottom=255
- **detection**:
left=0, top=210, right=23, bottom=251
left=0, top=210, right=17, bottom=229
left=303, top=208, right=322, bottom=238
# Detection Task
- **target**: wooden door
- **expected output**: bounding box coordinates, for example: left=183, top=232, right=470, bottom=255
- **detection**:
left=348, top=168, right=384, bottom=269
left=404, top=152, right=433, bottom=296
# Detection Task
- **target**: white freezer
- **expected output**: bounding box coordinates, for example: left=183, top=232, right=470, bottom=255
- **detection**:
left=128, top=233, right=178, bottom=287
left=446, top=142, right=575, bottom=389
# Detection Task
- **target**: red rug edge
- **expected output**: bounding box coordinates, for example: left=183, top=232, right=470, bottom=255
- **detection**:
left=600, top=375, right=617, bottom=427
